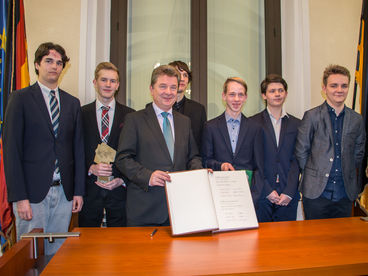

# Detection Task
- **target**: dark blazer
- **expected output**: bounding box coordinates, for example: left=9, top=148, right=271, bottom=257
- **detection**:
left=115, top=103, right=202, bottom=225
left=81, top=101, right=134, bottom=199
left=250, top=110, right=300, bottom=200
left=295, top=102, right=366, bottom=201
left=3, top=82, right=85, bottom=203
left=175, top=96, right=207, bottom=151
left=201, top=112, right=264, bottom=201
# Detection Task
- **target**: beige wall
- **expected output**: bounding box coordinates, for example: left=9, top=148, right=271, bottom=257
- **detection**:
left=24, top=0, right=81, bottom=98
left=309, top=0, right=361, bottom=109
left=23, top=0, right=362, bottom=108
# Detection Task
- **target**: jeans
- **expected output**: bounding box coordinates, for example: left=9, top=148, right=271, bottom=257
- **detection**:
left=13, top=184, right=72, bottom=255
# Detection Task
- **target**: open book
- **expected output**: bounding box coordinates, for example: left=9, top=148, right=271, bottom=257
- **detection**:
left=165, top=169, right=258, bottom=236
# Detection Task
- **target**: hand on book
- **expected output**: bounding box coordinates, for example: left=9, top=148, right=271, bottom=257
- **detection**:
left=89, top=163, right=112, bottom=177
left=149, top=170, right=171, bottom=186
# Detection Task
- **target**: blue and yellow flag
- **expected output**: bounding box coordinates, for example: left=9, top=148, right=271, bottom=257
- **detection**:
left=0, top=0, right=30, bottom=247
left=354, top=0, right=368, bottom=191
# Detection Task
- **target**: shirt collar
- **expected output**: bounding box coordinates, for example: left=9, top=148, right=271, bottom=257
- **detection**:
left=225, top=111, right=241, bottom=123
left=96, top=98, right=116, bottom=111
left=38, top=80, right=59, bottom=95
left=152, top=102, right=173, bottom=117
left=266, top=106, right=289, bottom=120
left=326, top=101, right=345, bottom=116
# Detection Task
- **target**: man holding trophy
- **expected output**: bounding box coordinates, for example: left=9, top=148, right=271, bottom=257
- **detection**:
left=78, top=62, right=134, bottom=227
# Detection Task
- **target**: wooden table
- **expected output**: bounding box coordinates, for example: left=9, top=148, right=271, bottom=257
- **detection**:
left=42, top=217, right=368, bottom=275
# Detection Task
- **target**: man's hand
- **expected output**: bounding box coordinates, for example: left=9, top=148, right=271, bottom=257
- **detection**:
left=221, top=162, right=235, bottom=171
left=72, top=196, right=83, bottom=213
left=89, top=163, right=112, bottom=177
left=276, top=193, right=292, bottom=206
left=16, top=199, right=32, bottom=220
left=266, top=190, right=280, bottom=204
left=149, top=170, right=171, bottom=186
left=95, top=178, right=125, bottom=190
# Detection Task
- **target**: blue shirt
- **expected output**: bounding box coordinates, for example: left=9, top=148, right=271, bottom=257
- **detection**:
left=225, top=112, right=241, bottom=154
left=322, top=103, right=347, bottom=201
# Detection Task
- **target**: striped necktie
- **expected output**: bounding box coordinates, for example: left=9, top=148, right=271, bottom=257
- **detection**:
left=161, top=112, right=174, bottom=161
left=50, top=90, right=60, bottom=174
left=101, top=106, right=110, bottom=143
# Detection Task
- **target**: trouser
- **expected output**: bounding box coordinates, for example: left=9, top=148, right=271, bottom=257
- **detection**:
left=13, top=184, right=72, bottom=255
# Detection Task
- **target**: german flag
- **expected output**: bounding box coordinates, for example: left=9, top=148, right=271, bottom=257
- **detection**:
left=354, top=0, right=368, bottom=194
left=0, top=0, right=30, bottom=246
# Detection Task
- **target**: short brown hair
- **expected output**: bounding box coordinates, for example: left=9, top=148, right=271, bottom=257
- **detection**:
left=34, top=42, right=70, bottom=75
left=223, top=77, right=248, bottom=94
left=168, top=60, right=192, bottom=82
left=94, top=62, right=120, bottom=81
left=150, top=65, right=180, bottom=87
left=322, top=64, right=351, bottom=86
left=260, top=74, right=288, bottom=94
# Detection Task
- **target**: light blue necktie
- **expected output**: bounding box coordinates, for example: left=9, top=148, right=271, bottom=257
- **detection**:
left=50, top=90, right=60, bottom=174
left=161, top=112, right=174, bottom=161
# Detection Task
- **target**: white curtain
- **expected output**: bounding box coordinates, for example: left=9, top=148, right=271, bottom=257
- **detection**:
left=78, top=0, right=111, bottom=106
left=281, top=0, right=311, bottom=119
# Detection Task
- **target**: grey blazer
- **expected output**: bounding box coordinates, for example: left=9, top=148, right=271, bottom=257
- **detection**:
left=115, top=103, right=202, bottom=225
left=295, top=102, right=365, bottom=201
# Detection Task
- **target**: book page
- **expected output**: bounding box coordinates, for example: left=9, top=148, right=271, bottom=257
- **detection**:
left=166, top=169, right=219, bottom=235
left=209, top=170, right=258, bottom=232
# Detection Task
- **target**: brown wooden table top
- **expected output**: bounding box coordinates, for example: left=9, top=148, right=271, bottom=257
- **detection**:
left=42, top=217, right=368, bottom=275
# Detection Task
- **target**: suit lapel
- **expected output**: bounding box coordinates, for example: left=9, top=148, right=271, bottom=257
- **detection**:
left=109, top=103, right=121, bottom=143
left=234, top=113, right=247, bottom=157
left=218, top=113, right=233, bottom=156
left=262, top=110, right=278, bottom=150
left=58, top=89, right=68, bottom=138
left=30, top=83, right=54, bottom=136
left=321, top=103, right=334, bottom=146
left=278, top=116, right=288, bottom=151
left=173, top=111, right=184, bottom=165
left=341, top=106, right=350, bottom=147
left=89, top=102, right=101, bottom=142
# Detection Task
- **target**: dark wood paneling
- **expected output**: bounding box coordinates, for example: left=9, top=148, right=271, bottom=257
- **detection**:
left=110, top=0, right=128, bottom=105
left=264, top=0, right=282, bottom=75
left=191, top=0, right=207, bottom=109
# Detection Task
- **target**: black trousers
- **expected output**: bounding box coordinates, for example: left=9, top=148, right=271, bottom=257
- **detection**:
left=303, top=196, right=352, bottom=220
left=79, top=187, right=127, bottom=227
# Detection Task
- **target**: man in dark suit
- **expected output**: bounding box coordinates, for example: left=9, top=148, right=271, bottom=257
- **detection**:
left=169, top=61, right=207, bottom=150
left=295, top=65, right=366, bottom=219
left=201, top=77, right=263, bottom=202
left=78, top=62, right=134, bottom=227
left=3, top=42, right=85, bottom=255
left=115, top=65, right=202, bottom=226
left=250, top=75, right=300, bottom=222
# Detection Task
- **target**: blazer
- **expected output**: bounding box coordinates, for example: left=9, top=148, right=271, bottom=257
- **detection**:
left=115, top=103, right=202, bottom=225
left=176, top=96, right=207, bottom=151
left=201, top=112, right=264, bottom=201
left=250, top=110, right=300, bottom=200
left=295, top=102, right=366, bottom=201
left=3, top=82, right=85, bottom=203
left=81, top=101, right=134, bottom=199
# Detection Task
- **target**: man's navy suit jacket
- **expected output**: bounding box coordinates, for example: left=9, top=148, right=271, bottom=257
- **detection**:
left=3, top=83, right=85, bottom=203
left=201, top=112, right=264, bottom=201
left=81, top=101, right=134, bottom=199
left=250, top=109, right=300, bottom=201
